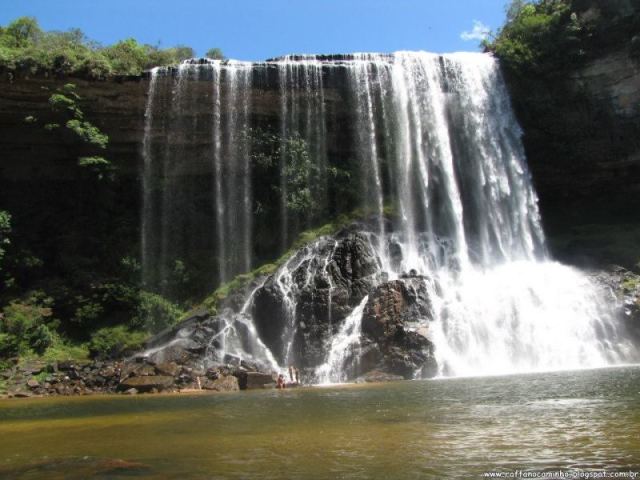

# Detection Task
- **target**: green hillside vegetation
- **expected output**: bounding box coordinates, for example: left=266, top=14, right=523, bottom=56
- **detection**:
left=0, top=16, right=223, bottom=77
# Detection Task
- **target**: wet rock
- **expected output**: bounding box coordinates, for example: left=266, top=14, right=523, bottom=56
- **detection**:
left=253, top=232, right=381, bottom=368
left=145, top=309, right=211, bottom=351
left=202, top=375, right=239, bottom=392
left=236, top=371, right=275, bottom=390
left=591, top=266, right=640, bottom=340
left=57, top=360, right=76, bottom=371
left=124, top=388, right=138, bottom=395
left=251, top=283, right=290, bottom=361
left=361, top=279, right=437, bottom=379
left=362, top=279, right=431, bottom=340
left=119, top=375, right=174, bottom=392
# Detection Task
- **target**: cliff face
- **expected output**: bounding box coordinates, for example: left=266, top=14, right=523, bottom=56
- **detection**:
left=0, top=75, right=147, bottom=179
left=1, top=4, right=639, bottom=284
left=505, top=0, right=640, bottom=231
left=0, top=74, right=150, bottom=329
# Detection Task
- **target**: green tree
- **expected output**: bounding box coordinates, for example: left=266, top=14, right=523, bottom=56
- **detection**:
left=102, top=38, right=148, bottom=75
left=0, top=17, right=200, bottom=76
left=205, top=47, right=224, bottom=60
left=483, top=0, right=585, bottom=74
left=88, top=326, right=148, bottom=359
left=2, top=16, right=41, bottom=48
left=171, top=45, right=195, bottom=61
left=280, top=135, right=318, bottom=215
left=0, top=292, right=56, bottom=357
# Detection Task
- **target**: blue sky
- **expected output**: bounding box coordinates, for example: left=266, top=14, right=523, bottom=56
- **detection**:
left=0, top=0, right=508, bottom=61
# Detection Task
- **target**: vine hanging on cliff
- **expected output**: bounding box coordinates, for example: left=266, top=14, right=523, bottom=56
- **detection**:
left=24, top=83, right=114, bottom=180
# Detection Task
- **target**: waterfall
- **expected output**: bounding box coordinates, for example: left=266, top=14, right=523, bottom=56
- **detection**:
left=315, top=295, right=369, bottom=384
left=141, top=52, right=636, bottom=380
left=142, top=59, right=254, bottom=294
left=277, top=56, right=328, bottom=247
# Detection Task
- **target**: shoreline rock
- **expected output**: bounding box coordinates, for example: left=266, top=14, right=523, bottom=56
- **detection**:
left=1, top=356, right=277, bottom=399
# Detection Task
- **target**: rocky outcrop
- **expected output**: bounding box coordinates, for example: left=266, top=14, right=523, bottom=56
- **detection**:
left=202, top=374, right=240, bottom=392
left=119, top=375, right=174, bottom=393
left=2, top=359, right=122, bottom=397
left=136, top=230, right=443, bottom=383
left=236, top=372, right=276, bottom=390
left=591, top=265, right=640, bottom=339
left=359, top=278, right=437, bottom=379
left=0, top=352, right=271, bottom=398
left=251, top=232, right=381, bottom=368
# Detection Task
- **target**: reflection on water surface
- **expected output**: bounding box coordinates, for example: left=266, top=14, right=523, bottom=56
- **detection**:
left=1, top=366, right=639, bottom=479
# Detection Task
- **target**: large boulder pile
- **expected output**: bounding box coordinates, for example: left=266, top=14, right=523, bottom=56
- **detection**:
left=1, top=354, right=276, bottom=398
left=2, top=360, right=123, bottom=398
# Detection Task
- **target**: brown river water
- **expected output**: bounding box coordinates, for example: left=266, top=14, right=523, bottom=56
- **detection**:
left=1, top=366, right=639, bottom=479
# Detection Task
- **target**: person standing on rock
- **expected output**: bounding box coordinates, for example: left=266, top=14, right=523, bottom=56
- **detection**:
left=294, top=367, right=300, bottom=385
left=288, top=366, right=294, bottom=382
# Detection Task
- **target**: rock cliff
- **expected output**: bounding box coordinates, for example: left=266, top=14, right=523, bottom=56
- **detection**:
left=505, top=0, right=640, bottom=236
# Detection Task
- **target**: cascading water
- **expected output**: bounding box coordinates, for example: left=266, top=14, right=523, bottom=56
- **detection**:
left=141, top=52, right=637, bottom=381
left=315, top=295, right=369, bottom=384
left=142, top=60, right=254, bottom=295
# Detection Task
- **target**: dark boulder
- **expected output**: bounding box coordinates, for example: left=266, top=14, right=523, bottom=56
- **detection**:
left=119, top=375, right=174, bottom=392
left=236, top=371, right=275, bottom=390
left=252, top=232, right=382, bottom=368
left=591, top=266, right=640, bottom=341
left=361, top=279, right=437, bottom=379
left=202, top=375, right=239, bottom=392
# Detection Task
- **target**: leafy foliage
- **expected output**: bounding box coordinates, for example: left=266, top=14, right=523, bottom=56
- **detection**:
left=26, top=83, right=113, bottom=179
left=88, top=326, right=148, bottom=359
left=102, top=38, right=150, bottom=76
left=248, top=129, right=338, bottom=218
left=205, top=47, right=225, bottom=60
left=39, top=340, right=89, bottom=362
left=483, top=0, right=587, bottom=75
left=135, top=291, right=184, bottom=334
left=0, top=292, right=57, bottom=356
left=0, top=17, right=210, bottom=77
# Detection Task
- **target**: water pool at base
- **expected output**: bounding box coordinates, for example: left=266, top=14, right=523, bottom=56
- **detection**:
left=1, top=366, right=639, bottom=479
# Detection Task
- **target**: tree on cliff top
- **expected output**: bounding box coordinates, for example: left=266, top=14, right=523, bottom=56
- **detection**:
left=1, top=16, right=42, bottom=48
left=205, top=47, right=225, bottom=60
left=483, top=0, right=586, bottom=74
left=0, top=16, right=201, bottom=77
